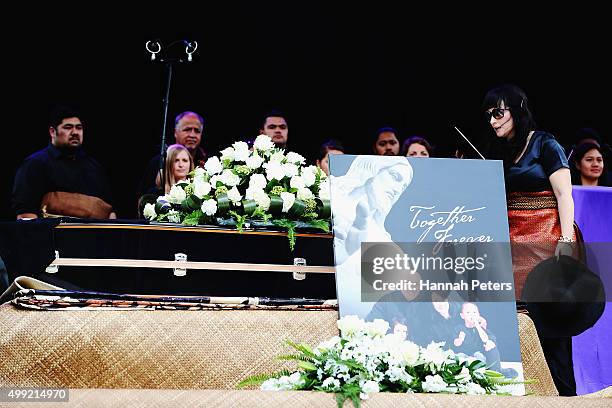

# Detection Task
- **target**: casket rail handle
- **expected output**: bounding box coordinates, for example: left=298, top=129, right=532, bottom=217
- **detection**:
left=45, top=251, right=60, bottom=274
left=174, top=253, right=188, bottom=277
left=293, top=257, right=307, bottom=281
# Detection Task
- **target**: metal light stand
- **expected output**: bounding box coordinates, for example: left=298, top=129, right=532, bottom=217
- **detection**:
left=145, top=39, right=198, bottom=191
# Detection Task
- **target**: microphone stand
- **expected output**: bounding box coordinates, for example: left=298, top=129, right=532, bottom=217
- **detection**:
left=146, top=40, right=198, bottom=194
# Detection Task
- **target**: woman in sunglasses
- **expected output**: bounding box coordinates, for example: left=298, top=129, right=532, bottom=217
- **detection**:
left=483, top=84, right=580, bottom=396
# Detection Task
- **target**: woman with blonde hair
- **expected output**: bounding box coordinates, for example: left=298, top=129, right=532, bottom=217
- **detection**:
left=156, top=144, right=194, bottom=194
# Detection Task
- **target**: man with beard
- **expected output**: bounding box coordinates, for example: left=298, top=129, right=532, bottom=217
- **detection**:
left=12, top=105, right=116, bottom=219
left=373, top=127, right=400, bottom=156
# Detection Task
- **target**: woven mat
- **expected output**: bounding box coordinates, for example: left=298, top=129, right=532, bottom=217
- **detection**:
left=0, top=304, right=338, bottom=389
left=0, top=304, right=558, bottom=396
left=4, top=389, right=610, bottom=408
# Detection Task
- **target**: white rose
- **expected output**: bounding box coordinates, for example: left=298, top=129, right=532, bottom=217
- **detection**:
left=399, top=341, right=420, bottom=366
left=220, top=147, right=235, bottom=162
left=286, top=151, right=306, bottom=164
left=422, top=374, right=448, bottom=393
left=337, top=315, right=365, bottom=337
left=194, top=167, right=206, bottom=180
left=201, top=199, right=217, bottom=216
left=296, top=187, right=314, bottom=201
left=301, top=166, right=317, bottom=187
left=318, top=178, right=330, bottom=200
left=421, top=342, right=447, bottom=368
left=168, top=184, right=186, bottom=204
left=282, top=163, right=299, bottom=178
left=253, top=190, right=271, bottom=211
left=204, top=156, right=223, bottom=175
left=248, top=173, right=268, bottom=190
left=269, top=151, right=286, bottom=163
left=167, top=210, right=181, bottom=223
left=290, top=175, right=305, bottom=190
left=193, top=179, right=212, bottom=199
left=253, top=134, right=275, bottom=152
left=264, top=161, right=286, bottom=181
left=246, top=153, right=264, bottom=169
left=280, top=192, right=295, bottom=213
left=227, top=186, right=242, bottom=204
left=220, top=169, right=240, bottom=187
left=365, top=319, right=389, bottom=338
left=143, top=203, right=157, bottom=220
left=232, top=141, right=250, bottom=162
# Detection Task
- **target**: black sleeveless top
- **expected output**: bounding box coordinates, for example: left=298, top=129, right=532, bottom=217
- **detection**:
left=505, top=131, right=569, bottom=193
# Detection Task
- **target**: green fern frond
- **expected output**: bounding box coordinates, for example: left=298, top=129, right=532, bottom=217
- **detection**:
left=277, top=354, right=315, bottom=363
left=236, top=369, right=292, bottom=388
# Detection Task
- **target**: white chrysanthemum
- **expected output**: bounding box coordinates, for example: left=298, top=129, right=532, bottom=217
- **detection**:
left=201, top=199, right=217, bottom=216
left=455, top=367, right=471, bottom=384
left=316, top=336, right=341, bottom=354
left=204, top=156, right=223, bottom=175
left=260, top=378, right=281, bottom=391
left=193, top=179, right=212, bottom=199
left=253, top=189, right=271, bottom=211
left=246, top=153, right=264, bottom=169
left=361, top=380, right=380, bottom=395
left=232, top=141, right=250, bottom=162
left=282, top=163, right=299, bottom=178
left=296, top=188, right=314, bottom=201
left=365, top=319, right=389, bottom=338
left=220, top=147, right=235, bottom=162
left=321, top=377, right=341, bottom=391
left=227, top=186, right=242, bottom=204
left=168, top=184, right=187, bottom=204
left=399, top=341, right=420, bottom=366
left=465, top=382, right=486, bottom=395
left=337, top=315, right=365, bottom=337
left=280, top=192, right=295, bottom=213
left=249, top=173, right=267, bottom=190
left=264, top=161, right=286, bottom=181
left=286, top=151, right=306, bottom=164
left=290, top=175, right=305, bottom=190
left=167, top=210, right=181, bottom=223
left=422, top=374, right=448, bottom=393
left=253, top=134, right=275, bottom=152
left=220, top=169, right=240, bottom=186
left=143, top=203, right=156, bottom=220
left=318, top=178, right=330, bottom=200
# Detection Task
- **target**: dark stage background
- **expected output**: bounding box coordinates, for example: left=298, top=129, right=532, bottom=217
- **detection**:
left=1, top=7, right=609, bottom=220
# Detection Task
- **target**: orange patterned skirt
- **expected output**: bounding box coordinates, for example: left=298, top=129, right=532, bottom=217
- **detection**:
left=507, top=191, right=579, bottom=300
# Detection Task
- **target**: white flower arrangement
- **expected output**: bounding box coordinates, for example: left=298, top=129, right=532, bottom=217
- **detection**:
left=239, top=315, right=525, bottom=407
left=145, top=135, right=331, bottom=250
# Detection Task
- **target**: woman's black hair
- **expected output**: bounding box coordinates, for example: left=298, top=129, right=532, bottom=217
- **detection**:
left=317, top=139, right=345, bottom=161
left=482, top=84, right=536, bottom=169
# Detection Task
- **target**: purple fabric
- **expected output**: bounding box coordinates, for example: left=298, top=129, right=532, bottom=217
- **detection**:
left=571, top=186, right=612, bottom=394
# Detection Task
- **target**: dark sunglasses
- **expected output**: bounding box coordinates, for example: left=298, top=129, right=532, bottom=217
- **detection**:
left=484, top=107, right=511, bottom=121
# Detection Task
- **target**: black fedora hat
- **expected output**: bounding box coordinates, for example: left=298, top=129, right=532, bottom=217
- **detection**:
left=521, top=255, right=605, bottom=338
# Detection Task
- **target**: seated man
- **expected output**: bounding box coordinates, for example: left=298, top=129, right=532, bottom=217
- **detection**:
left=12, top=105, right=116, bottom=219
left=139, top=111, right=207, bottom=197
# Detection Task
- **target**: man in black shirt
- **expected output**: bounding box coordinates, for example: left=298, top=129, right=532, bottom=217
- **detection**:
left=12, top=106, right=115, bottom=219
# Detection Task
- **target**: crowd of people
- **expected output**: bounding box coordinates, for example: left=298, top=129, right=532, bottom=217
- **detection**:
left=8, top=84, right=610, bottom=396
left=11, top=98, right=608, bottom=221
